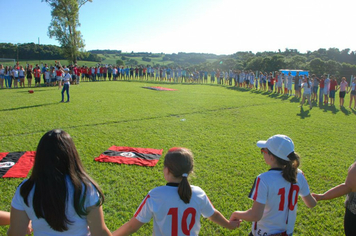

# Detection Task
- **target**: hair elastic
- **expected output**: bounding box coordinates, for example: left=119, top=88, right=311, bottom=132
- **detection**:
left=182, top=173, right=188, bottom=178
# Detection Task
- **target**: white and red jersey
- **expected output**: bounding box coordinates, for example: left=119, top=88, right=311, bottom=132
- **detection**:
left=134, top=183, right=215, bottom=236
left=248, top=169, right=310, bottom=235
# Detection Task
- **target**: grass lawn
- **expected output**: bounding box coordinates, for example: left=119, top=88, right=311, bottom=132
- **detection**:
left=0, top=80, right=355, bottom=235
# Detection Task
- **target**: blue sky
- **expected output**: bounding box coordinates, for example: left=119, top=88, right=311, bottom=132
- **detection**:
left=2, top=0, right=355, bottom=55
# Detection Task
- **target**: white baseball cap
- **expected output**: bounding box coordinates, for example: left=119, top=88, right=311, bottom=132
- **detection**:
left=64, top=68, right=69, bottom=71
left=256, top=134, right=294, bottom=161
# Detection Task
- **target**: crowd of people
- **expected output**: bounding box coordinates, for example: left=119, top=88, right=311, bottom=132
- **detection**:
left=1, top=63, right=356, bottom=109
left=1, top=130, right=355, bottom=235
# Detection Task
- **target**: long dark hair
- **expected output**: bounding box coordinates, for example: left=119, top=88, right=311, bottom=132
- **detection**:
left=20, top=129, right=104, bottom=232
left=164, top=148, right=194, bottom=204
left=269, top=150, right=300, bottom=183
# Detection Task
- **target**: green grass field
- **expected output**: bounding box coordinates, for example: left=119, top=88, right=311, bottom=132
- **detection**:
left=0, top=81, right=355, bottom=235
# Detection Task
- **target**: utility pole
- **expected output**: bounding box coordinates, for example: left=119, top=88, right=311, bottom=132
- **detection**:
left=38, top=37, right=41, bottom=65
left=16, top=44, right=19, bottom=62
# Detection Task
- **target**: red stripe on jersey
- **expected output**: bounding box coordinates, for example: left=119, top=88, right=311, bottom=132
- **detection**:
left=134, top=194, right=150, bottom=217
left=206, top=196, right=215, bottom=209
left=252, top=177, right=261, bottom=201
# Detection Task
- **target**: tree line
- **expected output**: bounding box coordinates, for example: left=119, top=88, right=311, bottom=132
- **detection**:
left=99, top=48, right=356, bottom=79
left=0, top=43, right=101, bottom=62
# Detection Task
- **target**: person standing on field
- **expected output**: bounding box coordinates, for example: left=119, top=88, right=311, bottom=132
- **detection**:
left=230, top=134, right=317, bottom=236
left=319, top=75, right=325, bottom=105
left=348, top=77, right=356, bottom=109
left=338, top=77, right=348, bottom=107
left=113, top=147, right=240, bottom=236
left=300, top=76, right=313, bottom=109
left=324, top=76, right=330, bottom=105
left=55, top=65, right=64, bottom=89
left=312, top=161, right=356, bottom=236
left=60, top=68, right=71, bottom=103
left=311, top=74, right=319, bottom=102
left=329, top=76, right=338, bottom=106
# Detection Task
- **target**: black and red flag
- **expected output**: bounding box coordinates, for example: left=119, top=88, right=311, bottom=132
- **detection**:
left=143, top=86, right=177, bottom=91
left=95, top=146, right=163, bottom=167
left=0, top=151, right=35, bottom=178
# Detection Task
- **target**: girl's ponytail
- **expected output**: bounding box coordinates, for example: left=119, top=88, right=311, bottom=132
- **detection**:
left=164, top=148, right=194, bottom=204
left=178, top=173, right=192, bottom=204
left=275, top=151, right=300, bottom=183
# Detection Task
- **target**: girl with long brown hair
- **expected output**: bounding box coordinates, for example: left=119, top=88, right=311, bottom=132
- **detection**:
left=8, top=129, right=111, bottom=236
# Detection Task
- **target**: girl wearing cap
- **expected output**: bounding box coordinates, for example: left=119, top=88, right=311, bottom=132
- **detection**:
left=230, top=134, right=317, bottom=236
left=312, top=162, right=356, bottom=236
left=113, top=148, right=240, bottom=236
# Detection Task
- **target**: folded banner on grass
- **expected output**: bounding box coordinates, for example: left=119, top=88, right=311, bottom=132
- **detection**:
left=95, top=146, right=163, bottom=167
left=0, top=151, right=36, bottom=178
left=143, top=86, right=178, bottom=91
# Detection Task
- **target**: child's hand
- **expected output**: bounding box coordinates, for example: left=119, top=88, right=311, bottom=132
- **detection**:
left=26, top=220, right=33, bottom=235
left=227, top=218, right=242, bottom=230
left=311, top=193, right=323, bottom=201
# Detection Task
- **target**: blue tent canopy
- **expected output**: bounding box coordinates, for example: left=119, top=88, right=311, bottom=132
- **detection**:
left=279, top=69, right=309, bottom=77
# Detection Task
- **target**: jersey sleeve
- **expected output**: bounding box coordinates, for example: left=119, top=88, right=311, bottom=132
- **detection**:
left=248, top=176, right=268, bottom=204
left=297, top=170, right=311, bottom=197
left=134, top=194, right=152, bottom=223
left=84, top=183, right=100, bottom=208
left=197, top=188, right=215, bottom=218
left=11, top=180, right=27, bottom=211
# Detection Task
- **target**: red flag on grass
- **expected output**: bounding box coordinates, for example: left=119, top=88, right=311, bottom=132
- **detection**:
left=0, top=151, right=35, bottom=178
left=95, top=146, right=163, bottom=167
left=143, top=86, right=177, bottom=91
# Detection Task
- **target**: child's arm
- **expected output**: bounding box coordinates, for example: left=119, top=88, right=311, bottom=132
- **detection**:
left=312, top=163, right=356, bottom=201
left=301, top=194, right=317, bottom=208
left=0, top=210, right=10, bottom=225
left=86, top=206, right=112, bottom=236
left=312, top=183, right=351, bottom=201
left=112, top=217, right=144, bottom=236
left=230, top=201, right=265, bottom=222
left=7, top=207, right=31, bottom=236
left=208, top=209, right=240, bottom=230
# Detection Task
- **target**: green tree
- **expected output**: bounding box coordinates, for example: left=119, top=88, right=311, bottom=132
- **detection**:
left=308, top=58, right=326, bottom=75
left=245, top=57, right=264, bottom=71
left=325, top=60, right=341, bottom=76
left=116, top=59, right=124, bottom=66
left=285, top=55, right=307, bottom=69
left=43, top=0, right=92, bottom=64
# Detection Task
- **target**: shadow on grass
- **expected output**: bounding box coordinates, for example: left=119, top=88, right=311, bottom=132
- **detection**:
left=297, top=106, right=311, bottom=119
left=340, top=106, right=352, bottom=115
left=226, top=87, right=250, bottom=92
left=0, top=103, right=57, bottom=112
left=290, top=97, right=300, bottom=103
left=16, top=89, right=49, bottom=93
left=320, top=104, right=339, bottom=114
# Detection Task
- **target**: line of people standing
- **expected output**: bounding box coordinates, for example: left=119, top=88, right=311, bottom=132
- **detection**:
left=2, top=63, right=356, bottom=109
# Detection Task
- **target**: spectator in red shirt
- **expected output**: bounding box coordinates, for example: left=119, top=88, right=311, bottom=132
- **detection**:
left=329, top=76, right=338, bottom=106
left=319, top=75, right=325, bottom=105
left=33, top=65, right=42, bottom=88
